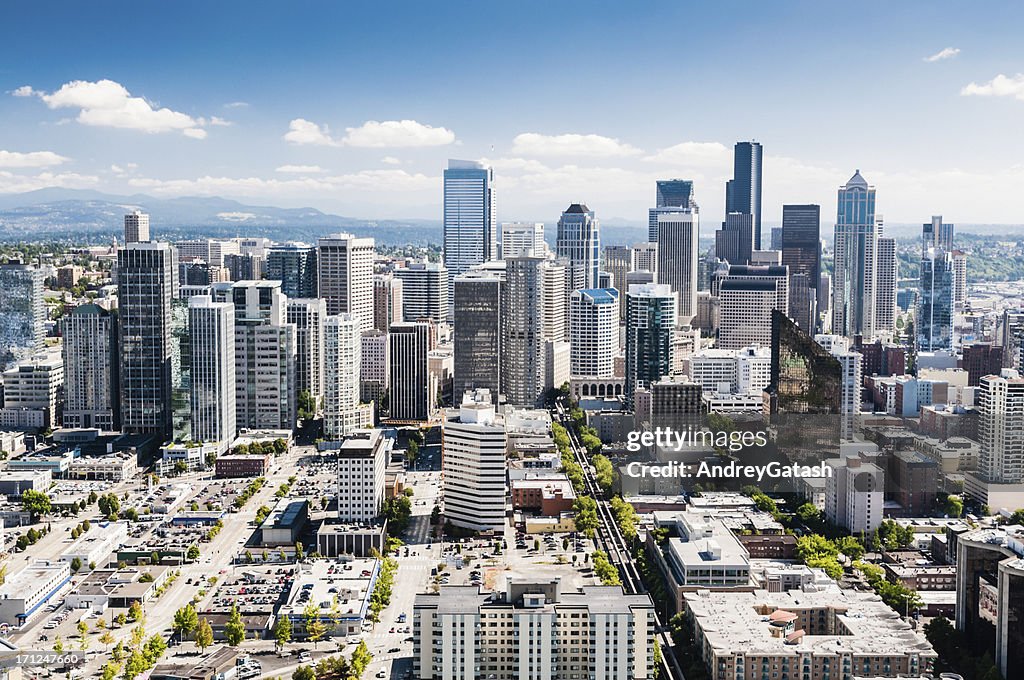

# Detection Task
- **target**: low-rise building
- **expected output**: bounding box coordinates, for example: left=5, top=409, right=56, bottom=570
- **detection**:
left=60, top=520, right=129, bottom=567
left=0, top=560, right=72, bottom=625
left=66, top=453, right=138, bottom=481
left=214, top=453, right=272, bottom=478
left=65, top=566, right=170, bottom=611
left=510, top=474, right=576, bottom=516
left=316, top=522, right=387, bottom=558
left=259, top=499, right=309, bottom=546
left=0, top=469, right=51, bottom=495
left=278, top=559, right=378, bottom=637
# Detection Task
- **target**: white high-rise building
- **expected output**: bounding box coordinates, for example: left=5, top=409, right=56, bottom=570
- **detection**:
left=442, top=389, right=507, bottom=532
left=965, top=370, right=1024, bottom=508
left=503, top=257, right=559, bottom=407
left=569, top=288, right=619, bottom=379
left=360, top=330, right=389, bottom=406
left=372, top=273, right=403, bottom=331
left=317, top=233, right=375, bottom=332
left=124, top=210, right=150, bottom=244
left=394, top=262, right=448, bottom=324
left=736, top=345, right=772, bottom=394
left=816, top=334, right=863, bottom=441
left=0, top=262, right=46, bottom=369
left=875, top=234, right=897, bottom=332
left=336, top=429, right=387, bottom=523
left=1, top=351, right=63, bottom=430
left=501, top=222, right=545, bottom=258
left=715, top=264, right=789, bottom=350
left=687, top=345, right=770, bottom=394
left=61, top=303, right=118, bottom=430
left=632, top=242, right=658, bottom=275
left=188, top=296, right=236, bottom=453
left=825, top=455, right=883, bottom=533
left=443, top=160, right=496, bottom=303
left=323, top=314, right=363, bottom=439
left=952, top=250, right=968, bottom=311
left=556, top=204, right=601, bottom=293
left=287, top=298, right=326, bottom=410
left=656, top=211, right=699, bottom=323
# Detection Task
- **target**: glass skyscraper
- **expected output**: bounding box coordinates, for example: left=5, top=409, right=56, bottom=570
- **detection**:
left=649, top=179, right=696, bottom=241
left=782, top=204, right=822, bottom=332
left=832, top=171, right=878, bottom=339
left=556, top=203, right=601, bottom=293
left=918, top=217, right=955, bottom=351
left=443, top=159, right=496, bottom=303
left=725, top=141, right=763, bottom=249
left=624, top=282, right=677, bottom=409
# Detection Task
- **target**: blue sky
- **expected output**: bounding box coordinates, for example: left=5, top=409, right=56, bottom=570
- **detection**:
left=2, top=1, right=1024, bottom=225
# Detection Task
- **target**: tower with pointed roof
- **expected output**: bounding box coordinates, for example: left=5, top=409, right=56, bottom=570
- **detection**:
left=832, top=170, right=881, bottom=339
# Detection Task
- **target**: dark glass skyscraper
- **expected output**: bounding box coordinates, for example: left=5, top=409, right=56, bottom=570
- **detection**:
left=725, top=141, right=763, bottom=250
left=715, top=212, right=753, bottom=265
left=266, top=243, right=318, bottom=299
left=918, top=217, right=955, bottom=351
left=782, top=204, right=821, bottom=332
left=656, top=179, right=694, bottom=209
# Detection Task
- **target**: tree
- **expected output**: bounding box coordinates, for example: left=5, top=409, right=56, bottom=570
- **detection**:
left=101, top=661, right=119, bottom=680
left=173, top=604, right=199, bottom=641
left=21, top=489, right=51, bottom=520
left=592, top=454, right=614, bottom=493
left=128, top=601, right=144, bottom=623
left=407, top=438, right=420, bottom=468
left=115, top=613, right=127, bottom=628
left=945, top=495, right=964, bottom=518
left=99, top=630, right=115, bottom=650
left=224, top=604, right=246, bottom=646
left=293, top=666, right=316, bottom=680
left=304, top=602, right=326, bottom=648
left=53, top=635, right=64, bottom=653
left=430, top=504, right=442, bottom=525
left=186, top=545, right=200, bottom=561
left=298, top=389, right=317, bottom=421
left=351, top=640, right=373, bottom=676
left=70, top=557, right=83, bottom=572
left=195, top=618, right=214, bottom=653
left=835, top=535, right=865, bottom=561
left=592, top=550, right=621, bottom=585
left=174, top=460, right=187, bottom=475
left=572, top=496, right=599, bottom=538
left=77, top=620, right=91, bottom=651
left=274, top=613, right=292, bottom=651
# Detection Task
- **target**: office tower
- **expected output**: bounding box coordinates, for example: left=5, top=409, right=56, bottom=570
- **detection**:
left=394, top=262, right=448, bottom=324
left=217, top=280, right=296, bottom=431
left=716, top=265, right=789, bottom=350
left=556, top=203, right=601, bottom=293
left=964, top=370, right=1024, bottom=509
left=442, top=389, right=507, bottom=532
left=569, top=289, right=618, bottom=378
left=61, top=304, right=119, bottom=430
left=336, top=429, right=387, bottom=523
left=188, top=296, right=236, bottom=453
left=952, top=250, right=967, bottom=310
left=650, top=178, right=695, bottom=241
left=875, top=235, right=897, bottom=332
left=118, top=242, right=176, bottom=438
left=657, top=210, right=700, bottom=323
left=770, top=226, right=783, bottom=251
left=0, top=262, right=45, bottom=368
left=625, top=283, right=678, bottom=409
left=765, top=310, right=843, bottom=446
left=413, top=580, right=657, bottom=680
left=828, top=343, right=863, bottom=442
left=781, top=204, right=822, bottom=332
left=266, top=242, right=318, bottom=299
left=179, top=259, right=213, bottom=286
left=832, top=171, right=879, bottom=339
left=317, top=233, right=375, bottom=331
left=923, top=215, right=954, bottom=252
left=501, top=222, right=545, bottom=258
left=541, top=260, right=568, bottom=342
left=649, top=378, right=702, bottom=433
left=360, top=330, right=389, bottom=407
left=725, top=141, right=763, bottom=250
left=323, top=314, right=363, bottom=439
left=503, top=257, right=550, bottom=407
left=223, top=253, right=263, bottom=281
left=287, top=298, right=326, bottom=410
left=123, top=210, right=150, bottom=244
left=372, top=273, right=403, bottom=332
left=1, top=351, right=63, bottom=430
left=603, top=246, right=632, bottom=323
left=918, top=249, right=955, bottom=352
left=632, top=242, right=658, bottom=274
left=453, top=271, right=502, bottom=403
left=715, top=213, right=754, bottom=265
left=388, top=322, right=436, bottom=422
left=169, top=299, right=191, bottom=442
left=443, top=159, right=497, bottom=301
left=175, top=238, right=240, bottom=268
left=962, top=342, right=1003, bottom=387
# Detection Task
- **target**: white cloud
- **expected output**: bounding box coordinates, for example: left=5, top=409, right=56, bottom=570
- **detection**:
left=14, top=79, right=213, bottom=137
left=0, top=170, right=99, bottom=194
left=511, top=132, right=641, bottom=157
left=223, top=101, right=249, bottom=109
left=341, top=120, right=455, bottom=148
left=275, top=164, right=325, bottom=174
left=283, top=118, right=338, bottom=146
left=643, top=141, right=731, bottom=167
left=284, top=118, right=455, bottom=148
left=924, top=47, right=960, bottom=62
left=0, top=150, right=69, bottom=168
left=381, top=156, right=402, bottom=165
left=961, top=73, right=1024, bottom=100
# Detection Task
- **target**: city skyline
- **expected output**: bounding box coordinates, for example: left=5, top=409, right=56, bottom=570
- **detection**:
left=1, top=2, right=1024, bottom=225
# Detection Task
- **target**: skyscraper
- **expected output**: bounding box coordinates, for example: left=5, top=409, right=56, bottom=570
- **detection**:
left=61, top=303, right=119, bottom=430
left=394, top=262, right=448, bottom=324
left=966, top=370, right=1024, bottom=508
left=188, top=295, right=236, bottom=453
left=287, top=298, right=327, bottom=410
left=603, top=245, right=632, bottom=323
left=781, top=204, right=821, bottom=333
left=118, top=242, right=176, bottom=438
left=952, top=250, right=968, bottom=311
left=266, top=242, right=318, bottom=299
left=556, top=203, right=601, bottom=293
left=649, top=179, right=695, bottom=241
left=323, top=314, right=363, bottom=439
left=501, top=222, right=545, bottom=258
left=442, top=389, right=507, bottom=532
left=715, top=265, right=789, bottom=350
left=656, top=210, right=699, bottom=323
left=725, top=141, right=763, bottom=250
left=0, top=261, right=45, bottom=369
left=124, top=210, right=150, bottom=244
left=389, top=322, right=436, bottom=422
left=625, top=283, right=677, bottom=410
left=317, top=233, right=375, bottom=332
left=923, top=215, right=954, bottom=252
left=503, top=257, right=551, bottom=407
left=918, top=217, right=955, bottom=352
left=453, top=270, right=502, bottom=403
left=875, top=235, right=897, bottom=333
left=443, top=159, right=496, bottom=301
left=372, top=273, right=404, bottom=331
left=569, top=288, right=619, bottom=378
left=714, top=212, right=754, bottom=265
left=832, top=170, right=879, bottom=339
